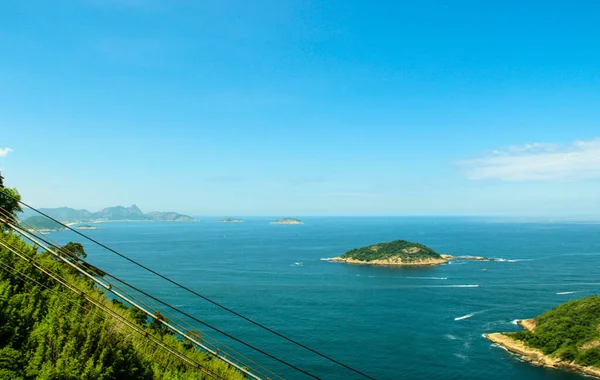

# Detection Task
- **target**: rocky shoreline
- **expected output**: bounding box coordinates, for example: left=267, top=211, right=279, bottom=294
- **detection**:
left=485, top=319, right=600, bottom=379
left=441, top=254, right=504, bottom=261
left=327, top=256, right=448, bottom=266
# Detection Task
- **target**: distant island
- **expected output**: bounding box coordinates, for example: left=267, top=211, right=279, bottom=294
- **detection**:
left=74, top=224, right=99, bottom=230
left=218, top=218, right=244, bottom=223
left=22, top=216, right=65, bottom=233
left=19, top=205, right=196, bottom=224
left=270, top=218, right=303, bottom=225
left=485, top=296, right=600, bottom=378
left=329, top=240, right=447, bottom=266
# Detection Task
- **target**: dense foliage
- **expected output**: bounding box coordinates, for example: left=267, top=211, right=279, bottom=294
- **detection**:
left=511, top=296, right=600, bottom=367
left=0, top=173, right=22, bottom=229
left=0, top=232, right=244, bottom=380
left=340, top=240, right=442, bottom=262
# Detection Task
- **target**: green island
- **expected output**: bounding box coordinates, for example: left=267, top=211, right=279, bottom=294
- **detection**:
left=21, top=216, right=65, bottom=232
left=330, top=240, right=447, bottom=266
left=486, top=296, right=600, bottom=378
left=269, top=218, right=303, bottom=225
left=218, top=218, right=243, bottom=223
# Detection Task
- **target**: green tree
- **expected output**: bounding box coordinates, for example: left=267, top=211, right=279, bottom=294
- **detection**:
left=0, top=171, right=23, bottom=229
left=61, top=242, right=87, bottom=260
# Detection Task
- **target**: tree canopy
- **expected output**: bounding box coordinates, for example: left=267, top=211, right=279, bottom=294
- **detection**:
left=340, top=240, right=442, bottom=262
left=0, top=171, right=22, bottom=228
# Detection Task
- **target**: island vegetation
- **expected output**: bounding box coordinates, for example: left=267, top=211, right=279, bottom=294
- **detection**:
left=218, top=218, right=243, bottom=223
left=486, top=296, right=600, bottom=378
left=330, top=240, right=447, bottom=266
left=270, top=218, right=303, bottom=225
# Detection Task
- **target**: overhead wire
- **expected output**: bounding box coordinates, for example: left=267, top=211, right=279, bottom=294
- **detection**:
left=0, top=259, right=201, bottom=378
left=6, top=195, right=377, bottom=379
left=0, top=213, right=270, bottom=380
left=10, top=213, right=284, bottom=380
left=1, top=208, right=302, bottom=380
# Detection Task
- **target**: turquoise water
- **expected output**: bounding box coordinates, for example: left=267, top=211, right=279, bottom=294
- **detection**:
left=48, top=217, right=600, bottom=379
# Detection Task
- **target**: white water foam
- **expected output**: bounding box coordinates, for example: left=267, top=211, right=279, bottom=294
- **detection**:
left=444, top=284, right=479, bottom=288
left=511, top=319, right=520, bottom=325
left=556, top=291, right=577, bottom=295
left=506, top=259, right=533, bottom=262
left=445, top=334, right=460, bottom=340
left=407, top=277, right=448, bottom=280
left=455, top=313, right=474, bottom=321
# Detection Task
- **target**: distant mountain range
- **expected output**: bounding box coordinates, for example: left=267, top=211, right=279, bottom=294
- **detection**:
left=19, top=205, right=196, bottom=223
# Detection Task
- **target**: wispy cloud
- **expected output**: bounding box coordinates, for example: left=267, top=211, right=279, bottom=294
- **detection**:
left=321, top=192, right=384, bottom=197
left=0, top=147, right=13, bottom=157
left=462, top=138, right=600, bottom=181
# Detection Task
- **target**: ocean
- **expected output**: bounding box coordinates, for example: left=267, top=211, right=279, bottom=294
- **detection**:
left=47, top=217, right=600, bottom=380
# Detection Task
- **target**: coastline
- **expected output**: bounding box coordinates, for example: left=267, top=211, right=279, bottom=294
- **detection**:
left=327, top=256, right=447, bottom=266
left=485, top=321, right=600, bottom=379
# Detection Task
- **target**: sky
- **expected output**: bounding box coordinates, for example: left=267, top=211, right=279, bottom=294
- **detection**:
left=1, top=0, right=599, bottom=216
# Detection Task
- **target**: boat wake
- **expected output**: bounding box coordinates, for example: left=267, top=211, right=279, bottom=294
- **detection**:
left=454, top=313, right=474, bottom=321
left=443, top=284, right=479, bottom=288
left=556, top=291, right=577, bottom=295
left=407, top=277, right=448, bottom=280
left=506, top=259, right=534, bottom=262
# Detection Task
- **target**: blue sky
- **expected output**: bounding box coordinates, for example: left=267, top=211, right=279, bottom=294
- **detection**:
left=1, top=0, right=599, bottom=216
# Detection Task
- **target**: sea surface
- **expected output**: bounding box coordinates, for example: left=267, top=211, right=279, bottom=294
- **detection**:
left=47, top=217, right=600, bottom=380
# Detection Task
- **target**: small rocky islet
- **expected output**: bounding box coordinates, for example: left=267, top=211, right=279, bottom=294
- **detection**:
left=269, top=218, right=303, bottom=225
left=328, top=239, right=498, bottom=266
left=218, top=218, right=244, bottom=223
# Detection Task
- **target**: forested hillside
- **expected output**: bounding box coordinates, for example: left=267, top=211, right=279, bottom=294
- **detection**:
left=511, top=296, right=600, bottom=366
left=0, top=231, right=243, bottom=380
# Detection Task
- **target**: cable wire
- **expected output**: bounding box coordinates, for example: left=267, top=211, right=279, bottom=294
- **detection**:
left=1, top=215, right=270, bottom=380
left=2, top=208, right=308, bottom=380
left=14, top=216, right=285, bottom=380
left=6, top=196, right=376, bottom=379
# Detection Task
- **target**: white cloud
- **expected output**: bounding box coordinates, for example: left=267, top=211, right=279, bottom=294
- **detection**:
left=0, top=148, right=13, bottom=157
left=462, top=138, right=600, bottom=181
